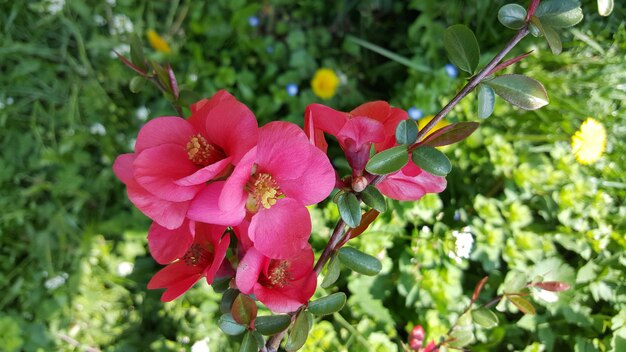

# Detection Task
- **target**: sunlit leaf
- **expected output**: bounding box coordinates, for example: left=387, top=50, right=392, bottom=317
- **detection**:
left=486, top=74, right=549, bottom=110
left=472, top=307, right=499, bottom=329
left=598, top=0, right=614, bottom=16
left=420, top=122, right=480, bottom=147
left=365, top=145, right=408, bottom=175
left=508, top=295, right=536, bottom=315
left=498, top=4, right=527, bottom=30
left=285, top=310, right=311, bottom=351
left=396, top=119, right=418, bottom=145
left=338, top=247, right=382, bottom=276
left=411, top=147, right=452, bottom=176
left=218, top=314, right=247, bottom=336
left=535, top=0, right=583, bottom=28
left=443, top=24, right=480, bottom=74
left=477, top=84, right=495, bottom=119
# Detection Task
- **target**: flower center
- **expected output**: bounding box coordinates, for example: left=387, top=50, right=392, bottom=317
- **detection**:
left=182, top=243, right=213, bottom=267
left=186, top=134, right=225, bottom=167
left=262, top=260, right=291, bottom=288
left=245, top=172, right=283, bottom=212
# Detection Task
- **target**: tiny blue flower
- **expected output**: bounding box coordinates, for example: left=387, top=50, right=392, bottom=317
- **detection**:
left=407, top=106, right=423, bottom=120
left=453, top=210, right=461, bottom=221
left=248, top=16, right=260, bottom=27
left=286, top=83, right=299, bottom=96
left=266, top=46, right=274, bottom=54
left=445, top=63, right=458, bottom=78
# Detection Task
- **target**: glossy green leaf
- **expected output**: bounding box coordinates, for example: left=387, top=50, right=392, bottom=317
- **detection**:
left=443, top=24, right=480, bottom=74
left=308, top=292, right=347, bottom=316
left=486, top=74, right=549, bottom=110
left=532, top=17, right=562, bottom=55
left=508, top=295, right=537, bottom=315
left=337, top=192, right=361, bottom=228
left=338, top=247, right=382, bottom=276
left=129, top=33, right=146, bottom=71
left=395, top=119, right=418, bottom=145
left=254, top=315, right=292, bottom=335
left=365, top=145, right=409, bottom=175
left=240, top=331, right=259, bottom=352
left=285, top=311, right=311, bottom=351
left=472, top=307, right=499, bottom=329
left=321, top=255, right=341, bottom=288
left=411, top=147, right=452, bottom=177
left=212, top=276, right=231, bottom=293
left=361, top=185, right=387, bottom=213
left=598, top=0, right=614, bottom=16
left=220, top=288, right=239, bottom=314
left=252, top=331, right=264, bottom=349
left=420, top=122, right=480, bottom=147
left=498, top=4, right=527, bottom=30
left=504, top=273, right=528, bottom=293
left=218, top=313, right=247, bottom=336
left=232, top=294, right=257, bottom=326
left=477, top=84, right=496, bottom=119
left=535, top=0, right=583, bottom=28
left=129, top=76, right=146, bottom=93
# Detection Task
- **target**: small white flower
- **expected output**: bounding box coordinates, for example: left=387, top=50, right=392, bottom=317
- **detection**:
left=106, top=0, right=116, bottom=6
left=188, top=73, right=198, bottom=83
left=110, top=14, right=134, bottom=35
left=6, top=97, right=14, bottom=105
left=44, top=272, right=68, bottom=290
left=117, top=261, right=134, bottom=276
left=46, top=0, right=65, bottom=14
left=136, top=106, right=150, bottom=121
left=90, top=122, right=106, bottom=136
left=534, top=289, right=559, bottom=303
left=94, top=14, right=106, bottom=26
left=191, top=338, right=210, bottom=352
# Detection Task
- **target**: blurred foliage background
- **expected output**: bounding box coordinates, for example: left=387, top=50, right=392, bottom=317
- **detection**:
left=1, top=0, right=625, bottom=351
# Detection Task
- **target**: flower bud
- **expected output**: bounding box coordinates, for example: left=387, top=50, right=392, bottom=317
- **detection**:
left=351, top=176, right=368, bottom=193
left=410, top=325, right=425, bottom=341
left=409, top=338, right=423, bottom=351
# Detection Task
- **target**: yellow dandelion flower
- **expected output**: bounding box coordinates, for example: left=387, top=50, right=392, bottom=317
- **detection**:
left=418, top=115, right=450, bottom=139
left=571, top=117, right=606, bottom=164
left=146, top=29, right=171, bottom=54
left=311, top=68, right=340, bottom=100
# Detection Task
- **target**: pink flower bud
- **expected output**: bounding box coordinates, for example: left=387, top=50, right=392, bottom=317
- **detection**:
left=409, top=338, right=423, bottom=351
left=352, top=175, right=368, bottom=192
left=410, top=325, right=425, bottom=341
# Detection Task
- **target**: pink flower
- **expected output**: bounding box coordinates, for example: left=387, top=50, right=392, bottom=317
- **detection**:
left=236, top=246, right=316, bottom=313
left=113, top=90, right=258, bottom=230
left=188, top=121, right=335, bottom=259
left=304, top=101, right=446, bottom=201
left=147, top=222, right=231, bottom=302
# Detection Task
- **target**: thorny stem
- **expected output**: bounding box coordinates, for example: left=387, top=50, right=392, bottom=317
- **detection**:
left=263, top=24, right=532, bottom=351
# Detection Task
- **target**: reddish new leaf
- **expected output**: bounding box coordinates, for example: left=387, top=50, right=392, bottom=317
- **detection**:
left=418, top=122, right=480, bottom=148
left=349, top=209, right=380, bottom=240
left=167, top=64, right=179, bottom=100
left=231, top=294, right=258, bottom=326
left=526, top=0, right=541, bottom=21
left=532, top=281, right=571, bottom=292
left=508, top=295, right=536, bottom=315
left=486, top=51, right=534, bottom=76
left=471, top=276, right=489, bottom=304
left=113, top=51, right=147, bottom=76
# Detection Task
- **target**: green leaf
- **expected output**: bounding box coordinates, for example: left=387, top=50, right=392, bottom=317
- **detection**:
left=477, top=84, right=496, bottom=119
left=535, top=0, right=583, bottom=28
left=338, top=247, right=382, bottom=276
left=129, top=33, right=146, bottom=71
left=232, top=294, right=258, bottom=326
left=240, top=331, right=258, bottom=352
left=486, top=74, right=549, bottom=110
left=448, top=328, right=475, bottom=348
left=252, top=331, right=265, bottom=349
left=395, top=119, right=418, bottom=145
left=420, top=122, right=480, bottom=147
left=411, top=147, right=452, bottom=177
left=346, top=35, right=433, bottom=74
left=337, top=193, right=361, bottom=228
left=508, top=295, right=536, bottom=315
left=308, top=293, right=347, bottom=316
left=285, top=311, right=311, bottom=351
left=531, top=17, right=562, bottom=55
left=212, top=276, right=231, bottom=293
left=443, top=24, right=480, bottom=74
left=365, top=145, right=408, bottom=175
left=254, top=315, right=292, bottom=335
left=129, top=76, right=146, bottom=93
left=598, top=0, right=614, bottom=16
left=504, top=273, right=528, bottom=293
left=498, top=4, right=527, bottom=30
left=472, top=308, right=499, bottom=329
left=361, top=185, right=387, bottom=213
left=220, top=288, right=239, bottom=314
left=218, top=313, right=247, bottom=336
left=321, top=255, right=341, bottom=288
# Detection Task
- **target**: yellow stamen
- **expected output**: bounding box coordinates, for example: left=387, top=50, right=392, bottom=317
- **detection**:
left=245, top=172, right=283, bottom=212
left=186, top=134, right=225, bottom=167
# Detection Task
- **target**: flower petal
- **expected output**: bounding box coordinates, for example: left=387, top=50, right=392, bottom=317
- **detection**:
left=113, top=153, right=135, bottom=184
left=126, top=181, right=189, bottom=229
left=135, top=116, right=194, bottom=153
left=188, top=181, right=246, bottom=225
left=148, top=220, right=195, bottom=264
left=304, top=104, right=350, bottom=152
left=256, top=122, right=312, bottom=181
left=377, top=169, right=447, bottom=201
left=236, top=247, right=268, bottom=294
left=276, top=147, right=335, bottom=206
left=253, top=273, right=316, bottom=313
left=147, top=261, right=202, bottom=302
left=133, top=144, right=203, bottom=202
left=219, top=147, right=256, bottom=212
left=248, top=198, right=311, bottom=259
left=174, top=156, right=233, bottom=186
